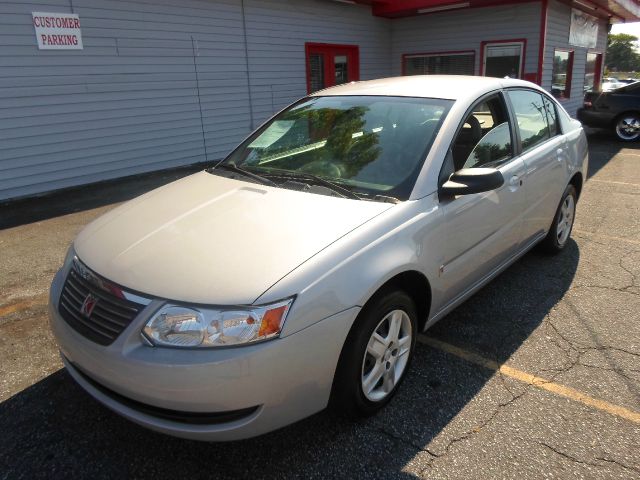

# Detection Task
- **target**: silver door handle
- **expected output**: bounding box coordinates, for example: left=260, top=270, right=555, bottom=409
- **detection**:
left=509, top=175, right=522, bottom=187
left=557, top=148, right=564, bottom=161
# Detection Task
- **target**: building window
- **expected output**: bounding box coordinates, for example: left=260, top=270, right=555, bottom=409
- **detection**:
left=305, top=43, right=359, bottom=94
left=403, top=51, right=475, bottom=76
left=481, top=40, right=526, bottom=78
left=585, top=52, right=603, bottom=92
left=551, top=49, right=574, bottom=99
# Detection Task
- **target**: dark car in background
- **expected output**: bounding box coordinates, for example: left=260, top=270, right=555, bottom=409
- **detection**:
left=577, top=82, right=640, bottom=141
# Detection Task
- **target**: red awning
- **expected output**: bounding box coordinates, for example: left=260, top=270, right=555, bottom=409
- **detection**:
left=357, top=0, right=639, bottom=21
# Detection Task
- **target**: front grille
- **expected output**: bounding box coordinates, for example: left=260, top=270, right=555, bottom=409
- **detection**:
left=59, top=265, right=145, bottom=346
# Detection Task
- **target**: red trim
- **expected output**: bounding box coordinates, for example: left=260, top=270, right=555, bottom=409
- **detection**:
left=305, top=43, right=359, bottom=94
left=552, top=48, right=574, bottom=100
left=479, top=38, right=527, bottom=78
left=587, top=51, right=603, bottom=91
left=401, top=49, right=476, bottom=75
left=372, top=0, right=539, bottom=18
left=537, top=0, right=548, bottom=86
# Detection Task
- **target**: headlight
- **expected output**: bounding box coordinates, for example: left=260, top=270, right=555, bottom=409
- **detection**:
left=142, top=298, right=294, bottom=348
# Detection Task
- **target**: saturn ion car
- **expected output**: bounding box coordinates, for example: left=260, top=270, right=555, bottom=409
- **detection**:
left=49, top=76, right=587, bottom=441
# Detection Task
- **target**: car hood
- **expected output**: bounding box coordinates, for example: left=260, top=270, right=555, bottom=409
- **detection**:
left=74, top=171, right=392, bottom=305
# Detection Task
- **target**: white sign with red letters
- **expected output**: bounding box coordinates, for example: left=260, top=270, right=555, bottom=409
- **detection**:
left=32, top=12, right=83, bottom=50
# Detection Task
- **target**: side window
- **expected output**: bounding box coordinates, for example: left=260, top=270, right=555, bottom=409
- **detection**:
left=451, top=95, right=513, bottom=171
left=543, top=96, right=560, bottom=137
left=463, top=122, right=512, bottom=169
left=507, top=90, right=551, bottom=152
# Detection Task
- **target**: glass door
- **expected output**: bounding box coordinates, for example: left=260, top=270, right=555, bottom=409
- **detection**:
left=482, top=41, right=525, bottom=79
left=306, top=43, right=359, bottom=93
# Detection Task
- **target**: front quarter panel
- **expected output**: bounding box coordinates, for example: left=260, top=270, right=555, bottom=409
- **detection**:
left=256, top=194, right=445, bottom=337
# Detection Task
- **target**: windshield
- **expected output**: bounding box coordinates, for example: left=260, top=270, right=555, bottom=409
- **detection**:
left=215, top=95, right=453, bottom=201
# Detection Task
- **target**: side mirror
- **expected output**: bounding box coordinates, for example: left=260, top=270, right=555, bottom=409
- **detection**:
left=439, top=168, right=504, bottom=198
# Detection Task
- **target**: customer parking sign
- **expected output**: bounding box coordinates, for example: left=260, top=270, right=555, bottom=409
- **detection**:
left=32, top=12, right=83, bottom=50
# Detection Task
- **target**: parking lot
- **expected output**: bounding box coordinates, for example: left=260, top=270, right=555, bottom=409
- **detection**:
left=0, top=133, right=638, bottom=479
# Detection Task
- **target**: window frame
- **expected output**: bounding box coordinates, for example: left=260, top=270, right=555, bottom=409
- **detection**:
left=480, top=39, right=527, bottom=79
left=305, top=43, right=359, bottom=94
left=585, top=51, right=603, bottom=93
left=503, top=88, right=565, bottom=156
left=401, top=50, right=476, bottom=76
left=542, top=94, right=561, bottom=138
left=551, top=48, right=574, bottom=100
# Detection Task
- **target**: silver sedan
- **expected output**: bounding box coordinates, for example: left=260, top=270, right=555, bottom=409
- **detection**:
left=49, top=75, right=588, bottom=441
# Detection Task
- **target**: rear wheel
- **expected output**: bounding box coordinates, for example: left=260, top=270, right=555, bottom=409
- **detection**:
left=330, top=289, right=417, bottom=417
left=539, top=184, right=577, bottom=254
left=614, top=113, right=640, bottom=142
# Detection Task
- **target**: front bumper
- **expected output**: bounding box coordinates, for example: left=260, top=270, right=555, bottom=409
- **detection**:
left=49, top=268, right=359, bottom=441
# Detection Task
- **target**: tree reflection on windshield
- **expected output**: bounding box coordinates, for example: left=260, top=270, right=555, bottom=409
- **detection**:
left=223, top=95, right=453, bottom=200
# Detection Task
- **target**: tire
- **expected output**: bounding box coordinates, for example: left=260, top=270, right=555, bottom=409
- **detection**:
left=614, top=113, right=640, bottom=142
left=330, top=289, right=417, bottom=418
left=539, top=184, right=577, bottom=254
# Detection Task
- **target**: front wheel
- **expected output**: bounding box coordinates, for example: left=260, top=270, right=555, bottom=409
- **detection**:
left=614, top=113, right=640, bottom=142
left=330, top=289, right=417, bottom=417
left=539, top=184, right=577, bottom=254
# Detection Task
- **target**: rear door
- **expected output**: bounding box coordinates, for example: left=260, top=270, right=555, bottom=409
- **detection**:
left=505, top=89, right=566, bottom=245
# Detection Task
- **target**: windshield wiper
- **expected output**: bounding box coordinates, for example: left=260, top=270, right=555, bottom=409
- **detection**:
left=266, top=170, right=361, bottom=200
left=211, top=163, right=278, bottom=187
left=356, top=192, right=400, bottom=204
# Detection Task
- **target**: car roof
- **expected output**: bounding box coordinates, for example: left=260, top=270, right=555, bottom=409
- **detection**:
left=311, top=75, right=538, bottom=101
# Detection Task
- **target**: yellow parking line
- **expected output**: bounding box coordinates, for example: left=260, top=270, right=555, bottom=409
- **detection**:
left=417, top=336, right=640, bottom=424
left=0, top=301, right=34, bottom=317
left=0, top=296, right=47, bottom=317
left=573, top=229, right=640, bottom=246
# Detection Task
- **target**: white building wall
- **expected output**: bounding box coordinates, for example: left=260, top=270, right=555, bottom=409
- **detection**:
left=244, top=0, right=390, bottom=127
left=542, top=0, right=609, bottom=116
left=390, top=2, right=542, bottom=78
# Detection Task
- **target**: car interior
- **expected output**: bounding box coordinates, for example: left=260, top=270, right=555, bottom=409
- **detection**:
left=451, top=96, right=512, bottom=171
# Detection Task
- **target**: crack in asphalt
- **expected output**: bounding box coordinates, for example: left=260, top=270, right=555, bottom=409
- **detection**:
left=539, top=442, right=640, bottom=475
left=416, top=374, right=530, bottom=477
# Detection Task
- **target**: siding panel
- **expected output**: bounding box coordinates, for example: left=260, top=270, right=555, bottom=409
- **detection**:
left=0, top=0, right=391, bottom=201
left=391, top=3, right=542, bottom=78
left=0, top=0, right=249, bottom=201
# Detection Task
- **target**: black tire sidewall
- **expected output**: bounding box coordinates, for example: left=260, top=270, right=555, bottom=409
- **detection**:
left=331, top=289, right=418, bottom=417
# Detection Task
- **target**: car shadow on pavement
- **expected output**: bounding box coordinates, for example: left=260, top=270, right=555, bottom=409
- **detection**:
left=0, top=241, right=579, bottom=480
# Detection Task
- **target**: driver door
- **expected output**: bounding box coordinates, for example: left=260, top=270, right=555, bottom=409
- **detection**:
left=438, top=93, right=526, bottom=307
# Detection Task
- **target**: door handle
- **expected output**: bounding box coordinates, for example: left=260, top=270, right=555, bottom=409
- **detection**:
left=557, top=148, right=564, bottom=161
left=509, top=175, right=522, bottom=187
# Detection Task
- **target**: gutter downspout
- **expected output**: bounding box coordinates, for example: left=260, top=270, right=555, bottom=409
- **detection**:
left=241, top=0, right=256, bottom=131
left=537, top=0, right=548, bottom=86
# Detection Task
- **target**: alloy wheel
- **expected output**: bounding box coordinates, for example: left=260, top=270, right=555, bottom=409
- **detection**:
left=615, top=115, right=640, bottom=141
left=556, top=194, right=575, bottom=246
left=361, top=309, right=412, bottom=402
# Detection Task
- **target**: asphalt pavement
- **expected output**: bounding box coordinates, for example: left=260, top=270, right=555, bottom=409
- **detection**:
left=0, top=132, right=638, bottom=479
